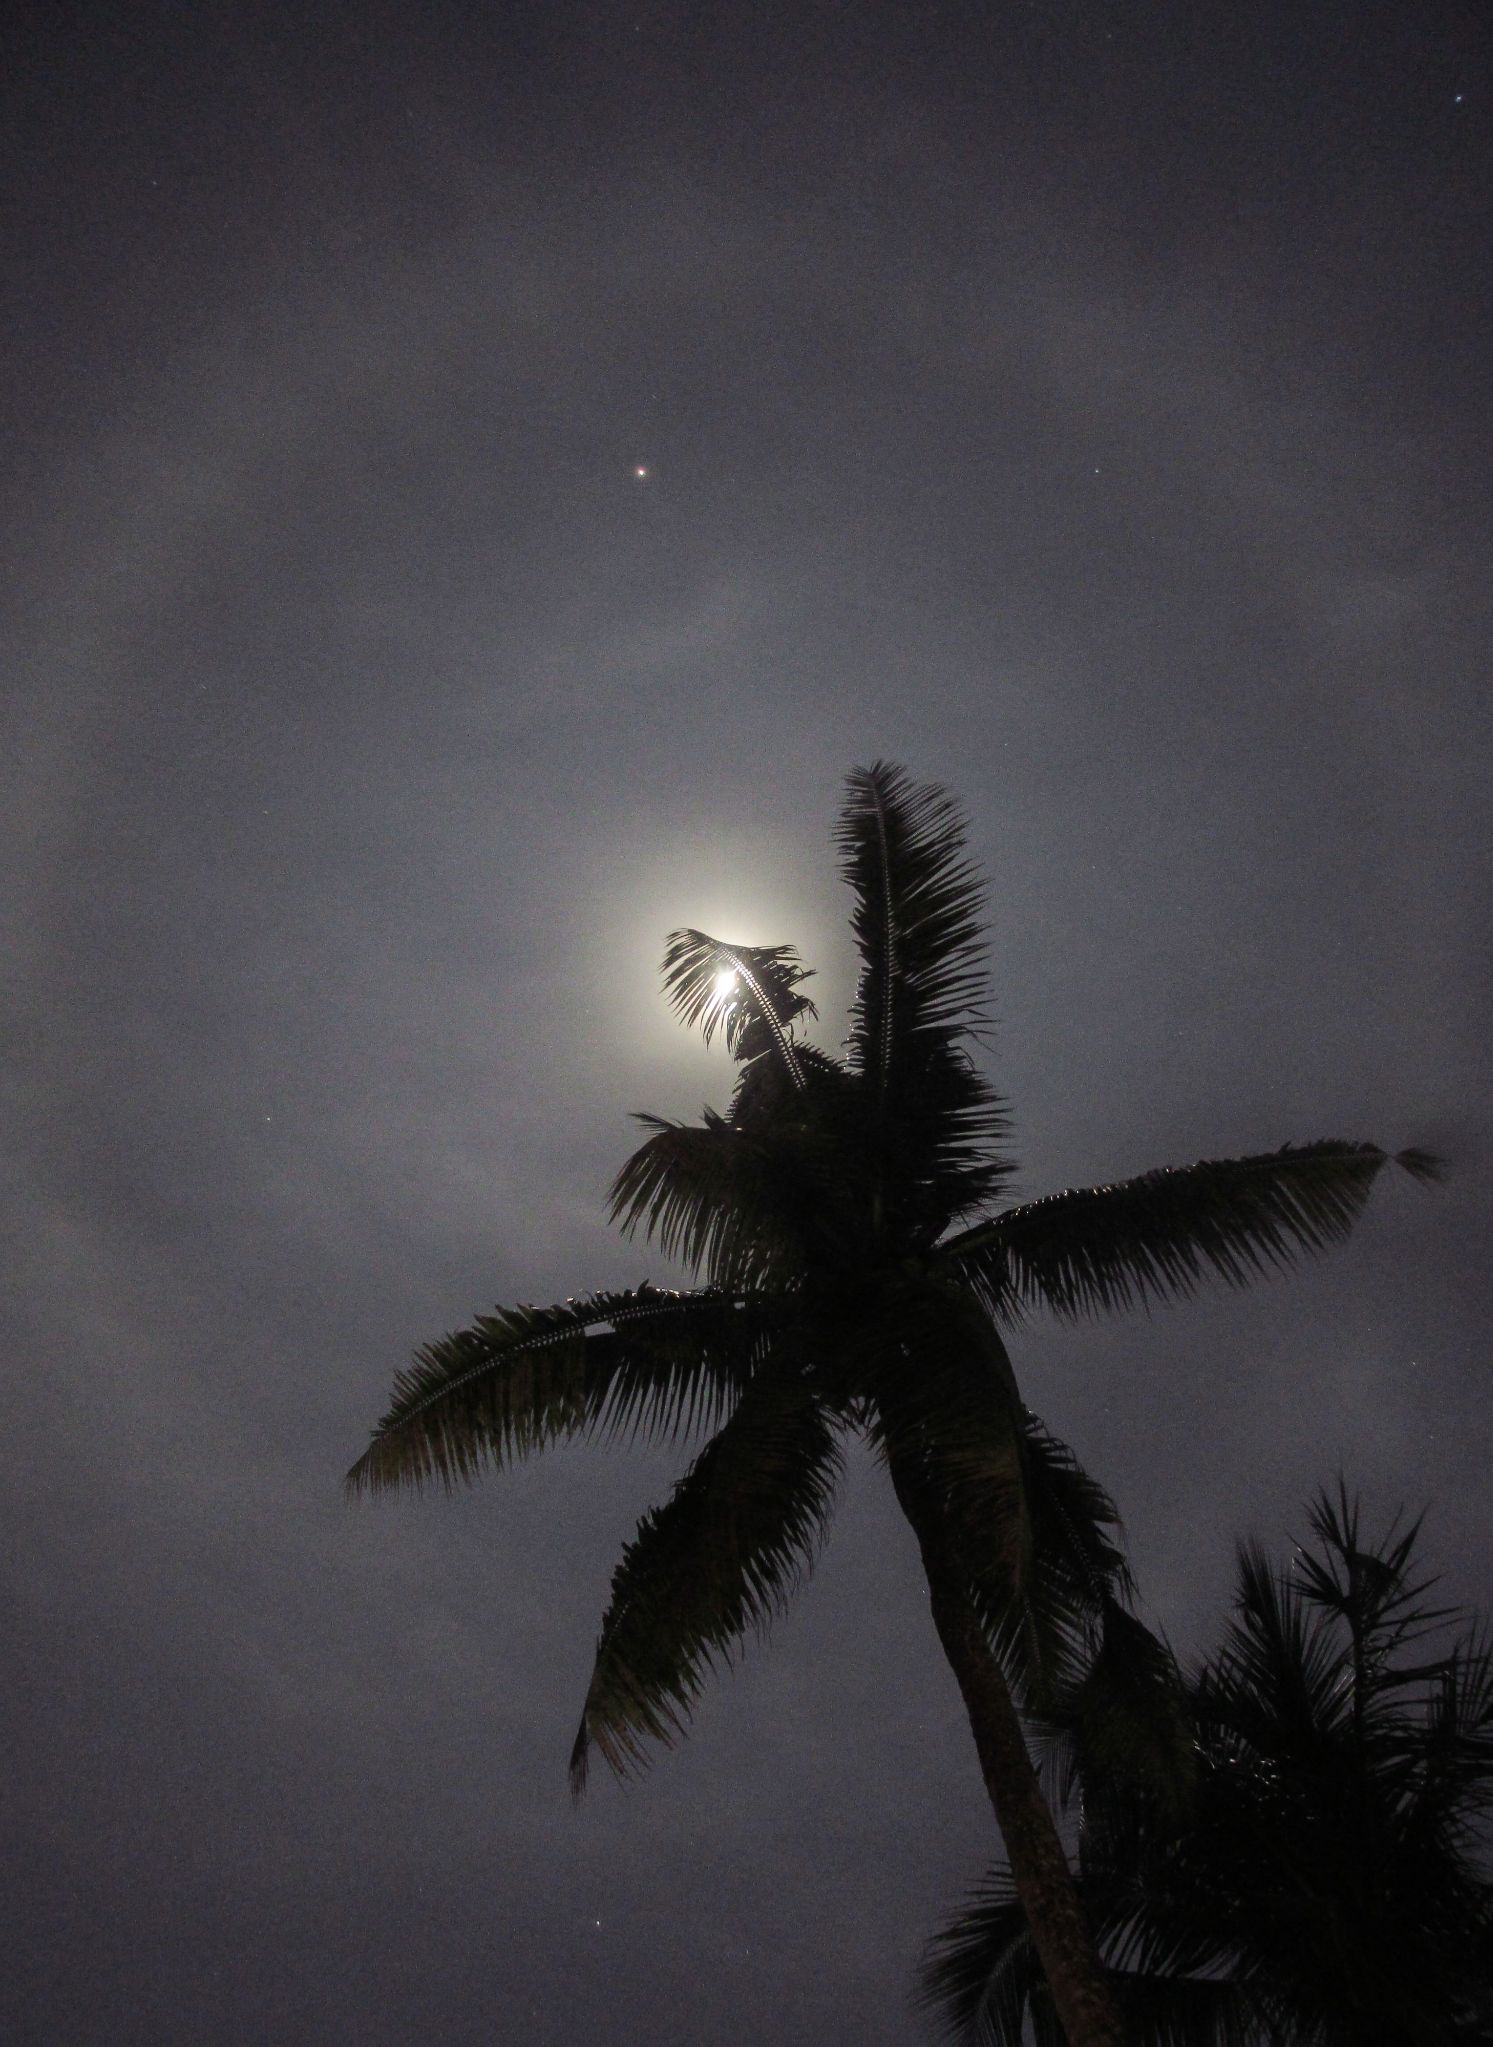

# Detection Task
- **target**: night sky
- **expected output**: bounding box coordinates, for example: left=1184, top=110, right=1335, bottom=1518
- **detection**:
left=5, top=3, right=1491, bottom=2041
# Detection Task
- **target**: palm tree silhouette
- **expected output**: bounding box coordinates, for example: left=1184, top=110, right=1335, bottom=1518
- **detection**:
left=349, top=763, right=1438, bottom=2047
left=921, top=1483, right=1493, bottom=2044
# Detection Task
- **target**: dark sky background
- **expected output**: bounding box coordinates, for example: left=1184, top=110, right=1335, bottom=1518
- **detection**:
left=4, top=2, right=1491, bottom=2041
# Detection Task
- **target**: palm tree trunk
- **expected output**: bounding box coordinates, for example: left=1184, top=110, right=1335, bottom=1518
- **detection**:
left=887, top=1452, right=1126, bottom=2047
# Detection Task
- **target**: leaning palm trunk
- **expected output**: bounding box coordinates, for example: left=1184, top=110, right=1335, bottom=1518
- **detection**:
left=349, top=762, right=1439, bottom=2041
left=888, top=1449, right=1127, bottom=2047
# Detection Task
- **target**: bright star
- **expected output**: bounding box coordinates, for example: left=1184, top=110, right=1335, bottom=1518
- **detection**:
left=634, top=465, right=649, bottom=478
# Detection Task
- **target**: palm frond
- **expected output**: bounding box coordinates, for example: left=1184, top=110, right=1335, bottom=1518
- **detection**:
left=838, top=761, right=990, bottom=1081
left=728, top=1036, right=850, bottom=1134
left=1061, top=1602, right=1197, bottom=1824
left=1110, top=1972, right=1257, bottom=2046
left=916, top=1871, right=1040, bottom=2047
left=835, top=764, right=1013, bottom=1199
left=1392, top=1145, right=1450, bottom=1184
left=570, top=1360, right=841, bottom=1788
left=862, top=1278, right=1132, bottom=1707
left=860, top=1279, right=1063, bottom=1698
left=861, top=1273, right=1025, bottom=1565
left=939, top=1142, right=1441, bottom=1322
left=1017, top=1417, right=1134, bottom=1610
left=610, top=1110, right=845, bottom=1287
left=919, top=1867, right=1254, bottom=2047
left=1416, top=1635, right=1493, bottom=1841
left=660, top=927, right=814, bottom=1090
left=345, top=1285, right=769, bottom=1496
left=1295, top=1479, right=1454, bottom=1663
left=1200, top=1537, right=1355, bottom=1758
left=994, top=1419, right=1137, bottom=1715
left=886, top=1046, right=1018, bottom=1238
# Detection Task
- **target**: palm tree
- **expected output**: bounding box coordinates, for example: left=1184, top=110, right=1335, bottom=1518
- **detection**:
left=921, top=1484, right=1493, bottom=2045
left=348, top=762, right=1438, bottom=2047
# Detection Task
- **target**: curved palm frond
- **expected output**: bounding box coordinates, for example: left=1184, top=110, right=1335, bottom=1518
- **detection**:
left=917, top=1872, right=1043, bottom=2047
left=887, top=1046, right=1018, bottom=1239
left=1415, top=1635, right=1493, bottom=1849
left=1198, top=1537, right=1358, bottom=1765
left=861, top=1272, right=1024, bottom=1535
left=1057, top=1600, right=1196, bottom=1823
left=660, top=927, right=815, bottom=1089
left=990, top=1419, right=1137, bottom=1716
left=918, top=1867, right=1254, bottom=2047
left=1015, top=1417, right=1134, bottom=1611
left=984, top=1428, right=1191, bottom=1800
left=570, top=1359, right=842, bottom=1789
left=345, top=1285, right=771, bottom=1497
left=940, top=1142, right=1445, bottom=1322
left=729, top=1036, right=851, bottom=1134
left=609, top=1110, right=843, bottom=1287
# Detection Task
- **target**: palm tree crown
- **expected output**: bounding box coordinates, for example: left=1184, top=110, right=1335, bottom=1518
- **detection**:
left=349, top=762, right=1438, bottom=2046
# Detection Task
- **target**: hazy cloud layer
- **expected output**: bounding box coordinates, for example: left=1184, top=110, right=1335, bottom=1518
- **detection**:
left=5, top=4, right=1490, bottom=2040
